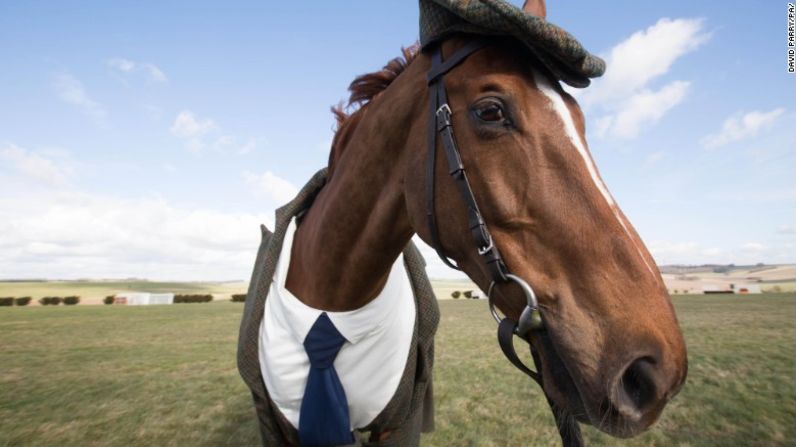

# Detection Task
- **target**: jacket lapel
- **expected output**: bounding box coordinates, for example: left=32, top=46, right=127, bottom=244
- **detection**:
left=237, top=168, right=329, bottom=394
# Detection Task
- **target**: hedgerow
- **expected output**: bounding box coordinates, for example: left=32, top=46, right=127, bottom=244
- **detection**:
left=173, top=294, right=213, bottom=303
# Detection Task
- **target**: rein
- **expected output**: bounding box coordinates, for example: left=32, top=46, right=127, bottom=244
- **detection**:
left=424, top=39, right=584, bottom=447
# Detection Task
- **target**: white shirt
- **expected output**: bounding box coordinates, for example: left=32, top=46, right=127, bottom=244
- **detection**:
left=259, top=217, right=416, bottom=430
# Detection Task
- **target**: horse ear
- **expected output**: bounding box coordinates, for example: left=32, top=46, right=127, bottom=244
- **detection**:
left=522, top=0, right=546, bottom=18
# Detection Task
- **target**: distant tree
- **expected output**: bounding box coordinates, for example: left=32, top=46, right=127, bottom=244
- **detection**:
left=463, top=290, right=473, bottom=299
left=174, top=294, right=214, bottom=303
left=39, top=297, right=62, bottom=306
left=451, top=291, right=461, bottom=299
left=103, top=295, right=115, bottom=305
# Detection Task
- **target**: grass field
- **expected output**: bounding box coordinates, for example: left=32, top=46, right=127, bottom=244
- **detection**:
left=1, top=294, right=794, bottom=446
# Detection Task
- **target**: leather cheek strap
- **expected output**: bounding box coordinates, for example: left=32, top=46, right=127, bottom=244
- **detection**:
left=424, top=40, right=508, bottom=283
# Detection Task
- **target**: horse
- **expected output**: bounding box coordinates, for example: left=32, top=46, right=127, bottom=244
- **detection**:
left=273, top=1, right=687, bottom=444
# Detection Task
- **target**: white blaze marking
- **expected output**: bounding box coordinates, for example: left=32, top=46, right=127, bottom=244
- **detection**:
left=531, top=70, right=655, bottom=275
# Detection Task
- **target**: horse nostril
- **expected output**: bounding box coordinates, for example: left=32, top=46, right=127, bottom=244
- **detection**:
left=613, top=356, right=661, bottom=419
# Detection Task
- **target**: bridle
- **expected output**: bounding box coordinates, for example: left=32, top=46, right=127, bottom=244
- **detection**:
left=424, top=39, right=584, bottom=446
left=425, top=38, right=543, bottom=379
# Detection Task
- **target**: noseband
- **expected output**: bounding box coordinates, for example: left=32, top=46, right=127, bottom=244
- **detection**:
left=424, top=39, right=584, bottom=446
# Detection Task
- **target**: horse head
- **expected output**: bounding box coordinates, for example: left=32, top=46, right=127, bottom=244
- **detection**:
left=299, top=0, right=687, bottom=438
left=400, top=11, right=687, bottom=440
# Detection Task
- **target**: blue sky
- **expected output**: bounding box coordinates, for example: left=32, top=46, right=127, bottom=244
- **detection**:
left=1, top=1, right=793, bottom=280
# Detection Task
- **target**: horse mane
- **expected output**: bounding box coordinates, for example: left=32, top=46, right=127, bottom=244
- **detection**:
left=327, top=44, right=420, bottom=177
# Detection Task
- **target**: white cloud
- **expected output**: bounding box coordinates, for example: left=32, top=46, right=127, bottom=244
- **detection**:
left=108, top=57, right=168, bottom=83
left=596, top=81, right=690, bottom=139
left=580, top=18, right=710, bottom=140
left=52, top=73, right=107, bottom=122
left=648, top=240, right=729, bottom=264
left=648, top=240, right=699, bottom=258
left=0, top=190, right=272, bottom=280
left=700, top=108, right=786, bottom=149
left=169, top=111, right=261, bottom=155
left=701, top=247, right=722, bottom=257
left=142, top=63, right=167, bottom=83
left=0, top=142, right=274, bottom=280
left=108, top=57, right=135, bottom=72
left=236, top=138, right=258, bottom=155
left=170, top=110, right=216, bottom=138
left=777, top=224, right=796, bottom=234
left=581, top=18, right=709, bottom=107
left=0, top=143, right=72, bottom=186
left=214, top=135, right=260, bottom=155
left=170, top=110, right=217, bottom=152
left=741, top=242, right=766, bottom=252
left=243, top=171, right=299, bottom=204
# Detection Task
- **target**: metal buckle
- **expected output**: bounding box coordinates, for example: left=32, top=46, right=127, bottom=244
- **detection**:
left=477, top=232, right=494, bottom=256
left=436, top=103, right=452, bottom=124
left=487, top=274, right=543, bottom=336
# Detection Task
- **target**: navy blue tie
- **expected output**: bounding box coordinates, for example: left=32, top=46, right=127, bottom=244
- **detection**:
left=299, top=312, right=355, bottom=447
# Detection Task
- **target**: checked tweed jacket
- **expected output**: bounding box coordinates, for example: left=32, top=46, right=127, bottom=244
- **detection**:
left=237, top=168, right=440, bottom=447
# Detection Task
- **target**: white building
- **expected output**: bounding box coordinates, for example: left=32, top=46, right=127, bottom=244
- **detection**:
left=733, top=283, right=762, bottom=294
left=115, top=292, right=174, bottom=305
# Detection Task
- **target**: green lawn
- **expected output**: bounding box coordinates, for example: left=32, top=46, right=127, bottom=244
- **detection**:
left=1, top=294, right=794, bottom=446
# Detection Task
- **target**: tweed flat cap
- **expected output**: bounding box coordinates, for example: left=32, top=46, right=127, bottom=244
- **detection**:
left=419, top=0, right=605, bottom=88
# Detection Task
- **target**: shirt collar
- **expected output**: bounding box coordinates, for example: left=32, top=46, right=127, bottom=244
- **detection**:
left=272, top=217, right=409, bottom=345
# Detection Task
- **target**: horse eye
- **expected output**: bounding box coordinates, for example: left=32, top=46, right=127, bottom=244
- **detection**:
left=475, top=102, right=505, bottom=123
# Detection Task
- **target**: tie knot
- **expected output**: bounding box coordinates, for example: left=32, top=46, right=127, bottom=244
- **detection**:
left=303, top=313, right=346, bottom=369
